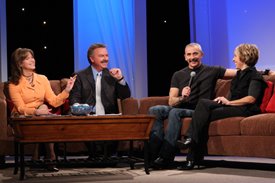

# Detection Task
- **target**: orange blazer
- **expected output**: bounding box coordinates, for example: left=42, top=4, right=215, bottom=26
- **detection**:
left=9, top=73, right=69, bottom=115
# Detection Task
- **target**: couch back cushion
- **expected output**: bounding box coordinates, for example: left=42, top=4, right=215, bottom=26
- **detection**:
left=50, top=80, right=62, bottom=95
left=60, top=78, right=69, bottom=90
left=46, top=80, right=63, bottom=114
left=139, top=96, right=169, bottom=114
left=121, top=98, right=139, bottom=115
left=215, top=79, right=231, bottom=98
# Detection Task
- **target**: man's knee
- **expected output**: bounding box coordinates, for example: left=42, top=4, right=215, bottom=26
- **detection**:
left=169, top=108, right=181, bottom=116
left=169, top=108, right=194, bottom=118
left=148, top=105, right=168, bottom=115
left=169, top=108, right=187, bottom=118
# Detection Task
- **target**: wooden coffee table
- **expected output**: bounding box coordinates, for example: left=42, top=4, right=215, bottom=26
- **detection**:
left=11, top=114, right=155, bottom=180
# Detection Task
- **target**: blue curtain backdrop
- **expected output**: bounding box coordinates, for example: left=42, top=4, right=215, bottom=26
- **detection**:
left=74, top=0, right=136, bottom=96
left=189, top=0, right=275, bottom=70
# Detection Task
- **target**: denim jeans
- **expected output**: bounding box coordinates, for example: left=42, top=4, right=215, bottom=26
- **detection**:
left=149, top=105, right=194, bottom=147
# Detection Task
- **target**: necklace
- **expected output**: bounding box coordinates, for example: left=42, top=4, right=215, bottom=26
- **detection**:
left=29, top=77, right=35, bottom=87
left=23, top=73, right=35, bottom=87
left=22, top=73, right=33, bottom=78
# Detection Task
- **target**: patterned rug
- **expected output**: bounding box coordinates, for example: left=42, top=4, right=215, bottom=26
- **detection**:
left=25, top=167, right=140, bottom=178
left=1, top=166, right=145, bottom=183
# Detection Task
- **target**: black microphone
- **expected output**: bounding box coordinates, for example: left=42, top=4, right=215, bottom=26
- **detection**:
left=188, top=71, right=196, bottom=87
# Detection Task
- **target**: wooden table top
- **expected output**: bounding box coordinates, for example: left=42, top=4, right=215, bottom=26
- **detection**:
left=11, top=114, right=155, bottom=143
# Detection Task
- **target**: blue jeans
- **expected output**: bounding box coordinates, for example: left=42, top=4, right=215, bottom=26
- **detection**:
left=149, top=105, right=194, bottom=147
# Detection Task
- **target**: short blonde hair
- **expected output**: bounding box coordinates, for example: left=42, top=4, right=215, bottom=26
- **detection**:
left=234, top=44, right=259, bottom=67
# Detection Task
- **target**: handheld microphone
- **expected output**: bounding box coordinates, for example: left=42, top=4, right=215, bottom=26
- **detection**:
left=188, top=71, right=196, bottom=87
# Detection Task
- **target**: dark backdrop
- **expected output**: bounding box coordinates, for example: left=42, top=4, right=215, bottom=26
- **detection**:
left=6, top=0, right=190, bottom=96
left=147, top=0, right=190, bottom=96
left=6, top=0, right=74, bottom=80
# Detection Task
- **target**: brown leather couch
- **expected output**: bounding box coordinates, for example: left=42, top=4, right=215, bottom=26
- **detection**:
left=136, top=75, right=275, bottom=158
left=1, top=75, right=275, bottom=166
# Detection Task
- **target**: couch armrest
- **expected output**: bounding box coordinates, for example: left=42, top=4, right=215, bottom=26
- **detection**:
left=121, top=97, right=139, bottom=115
left=0, top=98, right=8, bottom=140
left=139, top=96, right=169, bottom=114
left=0, top=82, right=8, bottom=140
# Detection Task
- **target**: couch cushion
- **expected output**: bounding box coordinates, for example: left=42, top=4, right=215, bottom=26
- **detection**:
left=260, top=81, right=274, bottom=113
left=179, top=117, right=243, bottom=137
left=139, top=96, right=169, bottom=114
left=208, top=136, right=275, bottom=157
left=265, top=87, right=275, bottom=113
left=240, top=113, right=275, bottom=135
left=208, top=117, right=244, bottom=136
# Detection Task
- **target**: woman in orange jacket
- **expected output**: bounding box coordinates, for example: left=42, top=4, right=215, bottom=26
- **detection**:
left=8, top=48, right=76, bottom=171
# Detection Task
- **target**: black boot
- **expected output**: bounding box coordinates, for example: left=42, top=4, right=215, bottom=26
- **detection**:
left=148, top=135, right=163, bottom=165
left=177, top=145, right=204, bottom=170
left=177, top=160, right=200, bottom=170
left=85, top=142, right=96, bottom=160
left=153, top=140, right=175, bottom=169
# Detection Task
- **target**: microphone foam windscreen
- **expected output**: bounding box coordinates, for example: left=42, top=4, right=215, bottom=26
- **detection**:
left=190, top=71, right=196, bottom=77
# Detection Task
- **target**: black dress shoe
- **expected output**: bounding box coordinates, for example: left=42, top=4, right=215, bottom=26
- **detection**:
left=46, top=165, right=59, bottom=172
left=153, top=157, right=171, bottom=169
left=177, top=138, right=192, bottom=150
left=44, top=160, right=59, bottom=172
left=177, top=160, right=199, bottom=170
